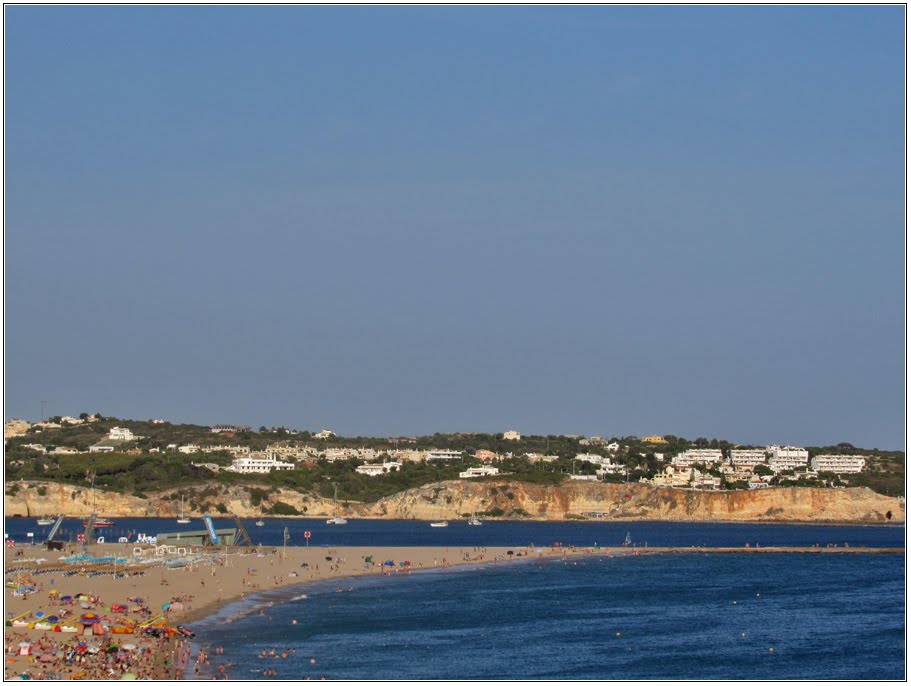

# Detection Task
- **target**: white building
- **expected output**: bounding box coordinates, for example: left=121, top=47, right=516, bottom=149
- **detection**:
left=108, top=427, right=136, bottom=441
left=22, top=443, right=47, bottom=454
left=427, top=449, right=462, bottom=461
left=226, top=456, right=295, bottom=474
left=596, top=462, right=627, bottom=476
left=313, top=429, right=336, bottom=439
left=810, top=455, right=866, bottom=474
left=525, top=453, right=560, bottom=463
left=768, top=446, right=809, bottom=472
left=502, top=430, right=521, bottom=441
left=356, top=461, right=402, bottom=476
left=60, top=416, right=83, bottom=425
left=51, top=446, right=78, bottom=455
left=767, top=445, right=809, bottom=460
left=89, top=445, right=115, bottom=453
left=730, top=448, right=768, bottom=469
left=459, top=466, right=500, bottom=478
left=575, top=453, right=606, bottom=465
left=178, top=444, right=201, bottom=454
left=569, top=474, right=598, bottom=481
left=671, top=449, right=724, bottom=467
left=606, top=442, right=620, bottom=453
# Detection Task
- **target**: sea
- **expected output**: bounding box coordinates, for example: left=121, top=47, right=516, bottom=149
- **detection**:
left=5, top=518, right=905, bottom=680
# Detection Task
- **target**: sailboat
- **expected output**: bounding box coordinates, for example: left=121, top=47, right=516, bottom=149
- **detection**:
left=255, top=506, right=265, bottom=527
left=623, top=531, right=632, bottom=546
left=468, top=513, right=482, bottom=526
left=177, top=496, right=191, bottom=524
left=81, top=473, right=115, bottom=528
left=326, top=484, right=347, bottom=525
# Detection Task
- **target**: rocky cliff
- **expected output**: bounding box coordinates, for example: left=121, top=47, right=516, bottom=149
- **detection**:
left=5, top=479, right=903, bottom=523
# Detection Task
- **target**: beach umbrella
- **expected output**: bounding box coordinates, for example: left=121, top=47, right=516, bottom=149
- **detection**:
left=364, top=556, right=373, bottom=564
left=398, top=562, right=406, bottom=567
left=507, top=550, right=514, bottom=556
left=79, top=613, right=99, bottom=624
left=121, top=644, right=136, bottom=651
left=106, top=646, right=119, bottom=654
left=46, top=616, right=59, bottom=623
left=80, top=602, right=90, bottom=609
left=60, top=596, right=72, bottom=604
left=383, top=560, right=394, bottom=566
left=34, top=612, right=45, bottom=620
left=161, top=603, right=171, bottom=611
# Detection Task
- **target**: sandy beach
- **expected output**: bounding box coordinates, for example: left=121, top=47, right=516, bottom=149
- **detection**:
left=4, top=541, right=901, bottom=680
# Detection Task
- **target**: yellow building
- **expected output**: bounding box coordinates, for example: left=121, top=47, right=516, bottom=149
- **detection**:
left=4, top=419, right=30, bottom=439
left=642, top=435, right=668, bottom=444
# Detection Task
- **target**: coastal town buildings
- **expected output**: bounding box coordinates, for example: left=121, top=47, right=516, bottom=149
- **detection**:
left=356, top=461, right=402, bottom=476
left=642, top=435, right=668, bottom=444
left=671, top=449, right=724, bottom=467
left=211, top=424, right=252, bottom=433
left=4, top=419, right=30, bottom=439
left=730, top=448, right=768, bottom=468
left=459, top=466, right=500, bottom=478
left=225, top=454, right=295, bottom=474
left=474, top=450, right=500, bottom=462
left=108, top=426, right=137, bottom=441
left=502, top=430, right=521, bottom=441
left=427, top=449, right=463, bottom=461
left=525, top=453, right=560, bottom=463
left=810, top=455, right=866, bottom=474
left=313, top=429, right=336, bottom=439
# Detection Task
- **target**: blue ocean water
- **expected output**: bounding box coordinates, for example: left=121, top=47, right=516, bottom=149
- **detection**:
left=189, top=551, right=905, bottom=680
left=3, top=517, right=905, bottom=549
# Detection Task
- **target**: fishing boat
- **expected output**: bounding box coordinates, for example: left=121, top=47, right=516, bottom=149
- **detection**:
left=36, top=517, right=54, bottom=526
left=468, top=514, right=482, bottom=526
left=84, top=519, right=115, bottom=528
left=430, top=521, right=448, bottom=528
left=326, top=484, right=347, bottom=525
left=177, top=496, right=190, bottom=524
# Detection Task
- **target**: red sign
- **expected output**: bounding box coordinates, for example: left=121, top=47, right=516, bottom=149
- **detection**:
left=303, top=531, right=311, bottom=539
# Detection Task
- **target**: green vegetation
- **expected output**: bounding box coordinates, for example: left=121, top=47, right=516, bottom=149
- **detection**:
left=3, top=415, right=905, bottom=500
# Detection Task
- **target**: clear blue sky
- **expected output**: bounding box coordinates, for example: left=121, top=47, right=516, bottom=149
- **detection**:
left=5, top=6, right=905, bottom=448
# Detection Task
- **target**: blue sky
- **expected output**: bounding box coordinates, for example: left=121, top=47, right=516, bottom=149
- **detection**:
left=4, top=6, right=905, bottom=448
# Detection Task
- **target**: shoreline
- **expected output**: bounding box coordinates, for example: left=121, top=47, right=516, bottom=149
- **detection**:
left=4, top=543, right=904, bottom=679
left=5, top=515, right=906, bottom=527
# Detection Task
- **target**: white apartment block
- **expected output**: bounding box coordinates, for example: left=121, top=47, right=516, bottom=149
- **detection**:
left=226, top=456, right=295, bottom=474
left=502, top=430, right=521, bottom=441
left=767, top=445, right=809, bottom=460
left=730, top=448, right=768, bottom=468
left=768, top=454, right=809, bottom=472
left=356, top=461, right=402, bottom=476
left=89, top=445, right=115, bottom=453
left=569, top=474, right=599, bottom=481
left=810, top=455, right=866, bottom=474
left=201, top=444, right=251, bottom=455
left=427, top=449, right=463, bottom=461
left=178, top=444, right=201, bottom=454
left=459, top=466, right=500, bottom=478
left=671, top=449, right=724, bottom=467
left=313, top=429, right=336, bottom=439
left=575, top=453, right=606, bottom=465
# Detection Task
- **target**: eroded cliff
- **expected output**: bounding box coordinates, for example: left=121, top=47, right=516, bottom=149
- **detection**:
left=5, top=479, right=903, bottom=523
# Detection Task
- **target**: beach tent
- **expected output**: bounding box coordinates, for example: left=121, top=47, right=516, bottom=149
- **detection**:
left=383, top=560, right=394, bottom=566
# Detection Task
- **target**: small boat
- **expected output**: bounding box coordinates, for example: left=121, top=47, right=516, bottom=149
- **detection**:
left=430, top=521, right=448, bottom=528
left=255, top=519, right=265, bottom=527
left=84, top=519, right=115, bottom=528
left=37, top=518, right=54, bottom=526
left=177, top=496, right=190, bottom=525
left=468, top=514, right=482, bottom=526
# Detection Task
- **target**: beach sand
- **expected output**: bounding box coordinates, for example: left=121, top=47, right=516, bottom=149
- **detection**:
left=4, top=542, right=900, bottom=680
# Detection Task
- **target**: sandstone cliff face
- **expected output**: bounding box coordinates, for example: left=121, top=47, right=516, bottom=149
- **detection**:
left=4, top=480, right=903, bottom=523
